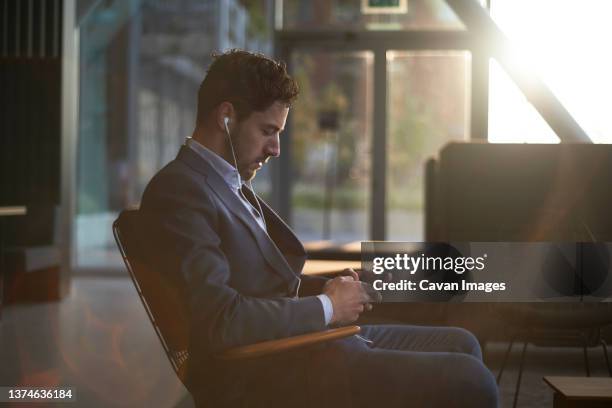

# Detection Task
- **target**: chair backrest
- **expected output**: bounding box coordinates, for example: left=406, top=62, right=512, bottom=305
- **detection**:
left=113, top=209, right=190, bottom=383
left=427, top=142, right=612, bottom=242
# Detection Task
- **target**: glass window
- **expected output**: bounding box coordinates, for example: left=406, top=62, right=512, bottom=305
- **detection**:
left=282, top=0, right=466, bottom=31
left=76, top=0, right=274, bottom=270
left=489, top=0, right=612, bottom=144
left=290, top=51, right=373, bottom=243
left=488, top=59, right=558, bottom=143
left=386, top=50, right=470, bottom=240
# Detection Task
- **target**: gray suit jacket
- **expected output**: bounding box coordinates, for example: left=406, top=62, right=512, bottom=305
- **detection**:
left=141, top=145, right=328, bottom=349
left=140, top=146, right=342, bottom=406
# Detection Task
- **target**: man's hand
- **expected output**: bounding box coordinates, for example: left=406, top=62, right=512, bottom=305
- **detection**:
left=323, top=275, right=371, bottom=325
left=341, top=268, right=375, bottom=311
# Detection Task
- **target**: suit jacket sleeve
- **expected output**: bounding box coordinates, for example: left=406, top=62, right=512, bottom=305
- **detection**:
left=141, top=172, right=327, bottom=353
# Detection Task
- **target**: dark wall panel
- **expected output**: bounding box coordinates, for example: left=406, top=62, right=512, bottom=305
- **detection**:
left=0, top=58, right=61, bottom=206
left=1, top=0, right=62, bottom=58
left=0, top=0, right=63, bottom=207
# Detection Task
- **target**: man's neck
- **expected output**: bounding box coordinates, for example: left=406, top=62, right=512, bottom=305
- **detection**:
left=191, top=128, right=233, bottom=167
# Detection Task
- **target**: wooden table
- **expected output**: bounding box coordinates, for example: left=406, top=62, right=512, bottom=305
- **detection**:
left=304, top=240, right=424, bottom=261
left=544, top=376, right=612, bottom=408
left=0, top=206, right=27, bottom=216
left=302, top=259, right=361, bottom=276
left=304, top=240, right=362, bottom=261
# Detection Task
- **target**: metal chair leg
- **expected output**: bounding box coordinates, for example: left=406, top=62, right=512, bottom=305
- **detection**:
left=581, top=332, right=591, bottom=377
left=602, top=339, right=612, bottom=377
left=512, top=341, right=528, bottom=408
left=497, top=338, right=514, bottom=385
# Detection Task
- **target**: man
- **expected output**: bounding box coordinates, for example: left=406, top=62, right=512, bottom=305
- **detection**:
left=140, top=50, right=498, bottom=407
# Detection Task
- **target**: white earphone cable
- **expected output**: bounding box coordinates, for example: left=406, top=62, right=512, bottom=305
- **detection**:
left=224, top=118, right=267, bottom=230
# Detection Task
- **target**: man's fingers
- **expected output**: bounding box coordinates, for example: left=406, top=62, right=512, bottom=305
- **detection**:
left=344, top=268, right=359, bottom=281
left=365, top=303, right=373, bottom=312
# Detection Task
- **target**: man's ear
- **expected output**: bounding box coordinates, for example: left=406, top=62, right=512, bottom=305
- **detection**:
left=216, top=102, right=235, bottom=131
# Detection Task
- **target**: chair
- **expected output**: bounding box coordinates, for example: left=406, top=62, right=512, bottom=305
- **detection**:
left=112, top=209, right=359, bottom=388
left=426, top=142, right=612, bottom=407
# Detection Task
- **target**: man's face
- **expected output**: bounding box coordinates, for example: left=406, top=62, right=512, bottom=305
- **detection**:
left=231, top=101, right=288, bottom=181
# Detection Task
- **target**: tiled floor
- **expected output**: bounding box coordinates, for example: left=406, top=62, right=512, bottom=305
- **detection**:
left=487, top=341, right=611, bottom=407
left=1, top=276, right=610, bottom=407
left=1, top=277, right=193, bottom=408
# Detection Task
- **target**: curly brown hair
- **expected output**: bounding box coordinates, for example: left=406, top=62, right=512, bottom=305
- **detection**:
left=196, top=49, right=299, bottom=125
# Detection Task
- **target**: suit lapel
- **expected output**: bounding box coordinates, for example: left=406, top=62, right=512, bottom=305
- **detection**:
left=252, top=191, right=306, bottom=275
left=177, top=146, right=302, bottom=284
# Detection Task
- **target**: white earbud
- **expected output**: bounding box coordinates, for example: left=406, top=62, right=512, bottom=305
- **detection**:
left=224, top=116, right=230, bottom=128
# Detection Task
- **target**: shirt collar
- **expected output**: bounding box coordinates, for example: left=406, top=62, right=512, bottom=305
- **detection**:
left=185, top=137, right=242, bottom=191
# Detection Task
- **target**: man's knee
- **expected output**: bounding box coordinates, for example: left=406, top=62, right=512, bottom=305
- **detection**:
left=447, top=327, right=483, bottom=360
left=445, top=354, right=498, bottom=408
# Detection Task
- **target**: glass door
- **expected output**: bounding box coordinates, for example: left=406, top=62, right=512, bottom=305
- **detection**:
left=386, top=50, right=471, bottom=240
left=288, top=51, right=374, bottom=243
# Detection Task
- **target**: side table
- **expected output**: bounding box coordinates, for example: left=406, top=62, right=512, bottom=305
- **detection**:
left=544, top=376, right=612, bottom=408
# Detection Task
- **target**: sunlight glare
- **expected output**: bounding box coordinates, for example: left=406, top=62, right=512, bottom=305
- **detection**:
left=489, top=0, right=612, bottom=144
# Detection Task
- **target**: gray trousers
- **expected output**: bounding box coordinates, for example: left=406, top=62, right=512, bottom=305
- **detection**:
left=193, top=325, right=499, bottom=408
left=339, top=325, right=499, bottom=408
